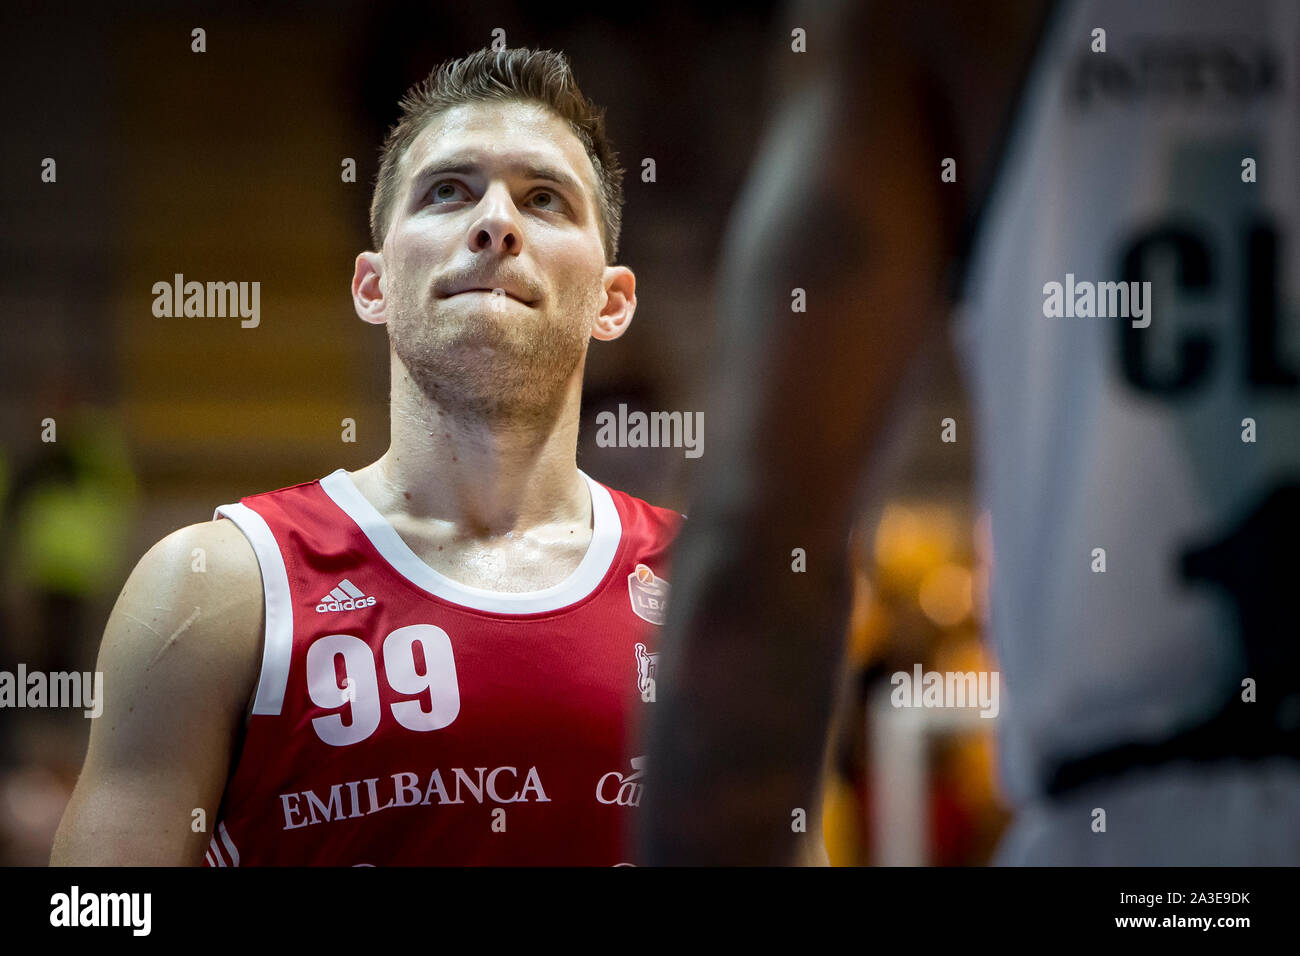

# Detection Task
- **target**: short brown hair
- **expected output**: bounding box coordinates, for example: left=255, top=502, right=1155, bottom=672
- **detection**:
left=369, top=47, right=625, bottom=263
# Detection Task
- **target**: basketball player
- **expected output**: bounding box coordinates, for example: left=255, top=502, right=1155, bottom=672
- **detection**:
left=643, top=0, right=1300, bottom=865
left=51, top=47, right=683, bottom=866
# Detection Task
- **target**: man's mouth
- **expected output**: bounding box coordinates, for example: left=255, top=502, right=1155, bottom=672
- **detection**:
left=446, top=288, right=533, bottom=306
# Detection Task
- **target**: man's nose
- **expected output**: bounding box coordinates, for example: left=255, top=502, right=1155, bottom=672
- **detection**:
left=468, top=185, right=523, bottom=255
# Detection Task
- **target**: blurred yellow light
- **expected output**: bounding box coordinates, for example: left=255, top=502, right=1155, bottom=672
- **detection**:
left=821, top=773, right=860, bottom=867
left=917, top=563, right=973, bottom=628
left=873, top=503, right=957, bottom=589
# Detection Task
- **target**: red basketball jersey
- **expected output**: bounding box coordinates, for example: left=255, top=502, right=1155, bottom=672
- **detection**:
left=203, top=468, right=681, bottom=866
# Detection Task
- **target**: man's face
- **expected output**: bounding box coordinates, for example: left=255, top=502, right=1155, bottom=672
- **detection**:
left=377, top=99, right=612, bottom=419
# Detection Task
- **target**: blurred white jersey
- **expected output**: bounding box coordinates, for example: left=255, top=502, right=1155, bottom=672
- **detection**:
left=954, top=0, right=1300, bottom=808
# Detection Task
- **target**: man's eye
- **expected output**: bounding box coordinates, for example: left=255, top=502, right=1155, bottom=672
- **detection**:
left=530, top=190, right=564, bottom=211
left=430, top=182, right=464, bottom=203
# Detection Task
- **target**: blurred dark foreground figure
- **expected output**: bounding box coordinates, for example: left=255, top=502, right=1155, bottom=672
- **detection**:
left=642, top=0, right=1300, bottom=865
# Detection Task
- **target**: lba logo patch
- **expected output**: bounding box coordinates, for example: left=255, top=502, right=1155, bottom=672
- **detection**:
left=627, top=563, right=669, bottom=625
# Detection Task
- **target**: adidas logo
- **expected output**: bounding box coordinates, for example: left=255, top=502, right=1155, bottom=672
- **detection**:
left=315, top=579, right=378, bottom=613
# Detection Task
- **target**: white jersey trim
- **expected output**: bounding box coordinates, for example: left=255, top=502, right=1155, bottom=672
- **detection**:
left=206, top=822, right=241, bottom=867
left=318, top=468, right=623, bottom=614
left=213, top=501, right=294, bottom=716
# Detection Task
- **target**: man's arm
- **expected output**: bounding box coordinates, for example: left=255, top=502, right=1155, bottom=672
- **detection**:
left=794, top=743, right=834, bottom=866
left=639, top=0, right=1043, bottom=864
left=50, top=519, right=263, bottom=865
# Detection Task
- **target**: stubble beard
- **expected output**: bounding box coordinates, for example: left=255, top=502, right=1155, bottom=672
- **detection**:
left=388, top=279, right=594, bottom=427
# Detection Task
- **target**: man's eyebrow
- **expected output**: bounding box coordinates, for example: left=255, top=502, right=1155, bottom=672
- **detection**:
left=408, top=158, right=587, bottom=202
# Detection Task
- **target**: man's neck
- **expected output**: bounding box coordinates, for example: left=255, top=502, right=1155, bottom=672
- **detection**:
left=352, top=357, right=590, bottom=538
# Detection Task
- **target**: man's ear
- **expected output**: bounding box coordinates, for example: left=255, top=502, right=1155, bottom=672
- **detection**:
left=353, top=251, right=388, bottom=325
left=591, top=266, right=636, bottom=342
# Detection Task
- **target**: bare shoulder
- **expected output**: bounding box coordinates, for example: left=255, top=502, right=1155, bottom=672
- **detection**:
left=129, top=517, right=262, bottom=608
left=118, top=518, right=262, bottom=647
left=95, top=518, right=265, bottom=735
left=51, top=520, right=265, bottom=864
